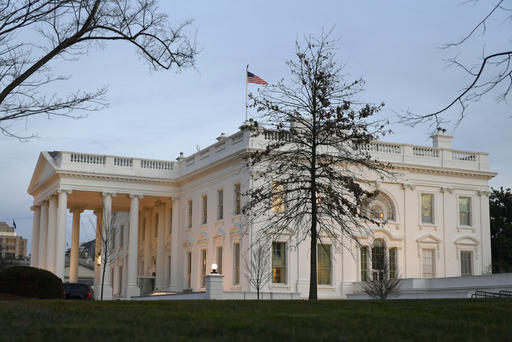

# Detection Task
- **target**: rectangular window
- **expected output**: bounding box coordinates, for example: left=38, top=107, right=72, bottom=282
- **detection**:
left=459, top=197, right=472, bottom=226
left=202, top=195, right=208, bottom=224
left=111, top=228, right=115, bottom=249
left=272, top=181, right=285, bottom=213
left=317, top=244, right=331, bottom=285
left=201, top=249, right=207, bottom=288
left=360, top=247, right=368, bottom=281
left=233, top=243, right=240, bottom=285
left=217, top=189, right=224, bottom=220
left=120, top=225, right=124, bottom=248
left=142, top=218, right=146, bottom=241
left=216, top=246, right=223, bottom=274
left=187, top=200, right=192, bottom=228
left=461, top=251, right=473, bottom=276
left=422, top=249, right=435, bottom=278
left=389, top=248, right=397, bottom=279
left=421, top=193, right=434, bottom=224
left=234, top=183, right=241, bottom=215
left=187, top=252, right=192, bottom=288
left=272, top=242, right=287, bottom=284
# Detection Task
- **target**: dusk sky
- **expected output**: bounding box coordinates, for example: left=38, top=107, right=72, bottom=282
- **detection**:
left=0, top=1, right=510, bottom=250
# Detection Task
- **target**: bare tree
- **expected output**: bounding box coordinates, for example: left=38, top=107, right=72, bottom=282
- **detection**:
left=0, top=0, right=198, bottom=139
left=400, top=0, right=512, bottom=128
left=243, top=31, right=391, bottom=300
left=95, top=211, right=117, bottom=300
left=362, top=261, right=401, bottom=300
left=244, top=243, right=272, bottom=300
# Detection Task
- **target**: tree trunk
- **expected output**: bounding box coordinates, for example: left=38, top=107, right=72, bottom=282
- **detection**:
left=101, top=248, right=107, bottom=300
left=309, top=104, right=318, bottom=300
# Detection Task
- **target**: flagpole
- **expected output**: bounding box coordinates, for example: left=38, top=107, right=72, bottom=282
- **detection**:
left=245, top=64, right=249, bottom=122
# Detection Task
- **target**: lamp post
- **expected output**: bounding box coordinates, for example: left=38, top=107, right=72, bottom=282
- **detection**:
left=211, top=263, right=218, bottom=274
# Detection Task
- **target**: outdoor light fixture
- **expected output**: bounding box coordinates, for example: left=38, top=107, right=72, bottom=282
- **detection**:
left=211, top=263, right=218, bottom=274
left=96, top=254, right=101, bottom=266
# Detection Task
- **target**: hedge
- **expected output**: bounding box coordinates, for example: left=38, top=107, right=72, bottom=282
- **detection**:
left=0, top=266, right=63, bottom=299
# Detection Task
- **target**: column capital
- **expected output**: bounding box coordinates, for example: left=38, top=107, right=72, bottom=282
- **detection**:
left=30, top=205, right=40, bottom=211
left=71, top=207, right=84, bottom=213
left=477, top=190, right=491, bottom=197
left=440, top=187, right=454, bottom=194
left=401, top=183, right=415, bottom=191
left=129, top=193, right=144, bottom=200
left=102, top=192, right=117, bottom=198
left=57, top=189, right=73, bottom=195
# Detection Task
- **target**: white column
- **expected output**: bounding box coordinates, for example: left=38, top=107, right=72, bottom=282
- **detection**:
left=100, top=192, right=114, bottom=300
left=30, top=205, right=41, bottom=267
left=69, top=208, right=82, bottom=283
left=155, top=201, right=166, bottom=290
left=46, top=195, right=57, bottom=273
left=38, top=201, right=48, bottom=270
left=127, top=194, right=142, bottom=298
left=144, top=208, right=152, bottom=276
left=55, top=190, right=69, bottom=280
left=170, top=197, right=180, bottom=291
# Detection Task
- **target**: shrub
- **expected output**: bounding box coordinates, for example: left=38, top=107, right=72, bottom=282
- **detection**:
left=0, top=266, right=63, bottom=299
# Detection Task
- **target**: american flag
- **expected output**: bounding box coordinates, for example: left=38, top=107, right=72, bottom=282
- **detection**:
left=247, top=71, right=268, bottom=85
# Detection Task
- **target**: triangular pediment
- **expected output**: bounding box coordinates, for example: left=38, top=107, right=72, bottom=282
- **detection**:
left=416, top=233, right=441, bottom=244
left=27, top=152, right=59, bottom=194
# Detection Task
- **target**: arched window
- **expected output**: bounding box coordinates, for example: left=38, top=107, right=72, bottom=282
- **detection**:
left=364, top=193, right=396, bottom=222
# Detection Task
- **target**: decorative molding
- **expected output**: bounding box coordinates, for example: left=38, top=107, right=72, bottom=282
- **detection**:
left=401, top=183, right=416, bottom=190
left=440, top=187, right=454, bottom=194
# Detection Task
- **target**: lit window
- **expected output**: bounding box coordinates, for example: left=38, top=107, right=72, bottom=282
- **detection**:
left=217, top=189, right=224, bottom=220
left=459, top=197, right=472, bottom=226
left=317, top=244, right=331, bottom=285
left=201, top=249, right=207, bottom=288
left=234, top=183, right=241, bottom=215
left=461, top=251, right=473, bottom=276
left=272, top=242, right=287, bottom=284
left=216, top=246, right=223, bottom=274
left=202, top=195, right=208, bottom=224
left=272, top=182, right=285, bottom=213
left=421, top=194, right=434, bottom=224
left=233, top=243, right=240, bottom=284
left=422, top=249, right=435, bottom=278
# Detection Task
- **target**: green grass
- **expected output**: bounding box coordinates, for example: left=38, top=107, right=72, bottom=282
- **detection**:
left=0, top=299, right=511, bottom=341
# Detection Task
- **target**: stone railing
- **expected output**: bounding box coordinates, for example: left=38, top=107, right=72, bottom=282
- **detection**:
left=58, top=152, right=177, bottom=179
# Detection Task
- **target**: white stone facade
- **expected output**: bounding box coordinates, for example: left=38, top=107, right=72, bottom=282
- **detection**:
left=27, top=128, right=495, bottom=299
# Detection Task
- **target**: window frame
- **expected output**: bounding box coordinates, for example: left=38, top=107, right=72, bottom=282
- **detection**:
left=460, top=250, right=473, bottom=276
left=201, top=194, right=208, bottom=225
left=187, top=200, right=193, bottom=228
left=217, top=189, right=224, bottom=221
left=421, top=248, right=435, bottom=278
left=272, top=241, right=287, bottom=284
left=317, top=244, right=332, bottom=286
left=458, top=196, right=473, bottom=227
left=233, top=242, right=240, bottom=285
left=234, top=183, right=241, bottom=215
left=200, top=249, right=207, bottom=288
left=186, top=251, right=192, bottom=289
left=216, top=246, right=223, bottom=274
left=420, top=193, right=435, bottom=225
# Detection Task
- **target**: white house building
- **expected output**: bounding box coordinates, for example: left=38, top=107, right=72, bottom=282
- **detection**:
left=27, top=127, right=496, bottom=299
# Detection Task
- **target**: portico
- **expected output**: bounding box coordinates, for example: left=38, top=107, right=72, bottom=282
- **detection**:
left=28, top=152, right=180, bottom=298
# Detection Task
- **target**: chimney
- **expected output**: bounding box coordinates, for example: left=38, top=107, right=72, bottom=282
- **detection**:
left=431, top=127, right=453, bottom=149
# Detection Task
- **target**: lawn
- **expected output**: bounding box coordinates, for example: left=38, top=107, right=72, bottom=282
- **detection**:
left=0, top=299, right=511, bottom=341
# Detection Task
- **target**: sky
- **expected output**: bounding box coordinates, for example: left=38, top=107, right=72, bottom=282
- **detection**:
left=0, top=1, right=510, bottom=251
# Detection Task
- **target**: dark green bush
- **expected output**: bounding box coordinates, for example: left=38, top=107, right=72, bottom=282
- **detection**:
left=0, top=266, right=63, bottom=299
